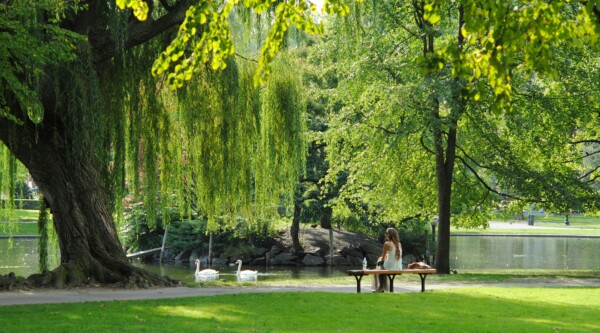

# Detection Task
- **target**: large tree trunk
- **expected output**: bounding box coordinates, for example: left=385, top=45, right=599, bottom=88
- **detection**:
left=0, top=0, right=194, bottom=289
left=432, top=107, right=460, bottom=274
left=427, top=4, right=465, bottom=275
left=0, top=119, right=178, bottom=288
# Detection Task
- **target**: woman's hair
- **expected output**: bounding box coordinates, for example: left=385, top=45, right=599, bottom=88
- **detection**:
left=386, top=227, right=402, bottom=260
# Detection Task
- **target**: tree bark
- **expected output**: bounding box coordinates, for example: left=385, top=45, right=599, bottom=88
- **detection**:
left=290, top=202, right=303, bottom=254
left=433, top=120, right=457, bottom=275
left=0, top=117, right=177, bottom=288
left=0, top=0, right=199, bottom=289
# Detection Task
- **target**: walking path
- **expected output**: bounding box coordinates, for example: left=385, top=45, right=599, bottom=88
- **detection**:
left=2, top=278, right=599, bottom=306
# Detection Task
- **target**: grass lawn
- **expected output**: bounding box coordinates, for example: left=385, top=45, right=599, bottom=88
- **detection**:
left=0, top=209, right=46, bottom=236
left=535, top=215, right=600, bottom=228
left=0, top=222, right=39, bottom=236
left=2, top=209, right=40, bottom=222
left=0, top=287, right=598, bottom=332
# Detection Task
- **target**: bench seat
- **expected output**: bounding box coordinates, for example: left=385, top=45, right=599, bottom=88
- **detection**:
left=347, top=268, right=437, bottom=293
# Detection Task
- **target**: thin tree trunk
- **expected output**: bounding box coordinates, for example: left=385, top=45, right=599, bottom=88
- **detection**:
left=208, top=232, right=213, bottom=264
left=319, top=206, right=334, bottom=265
left=329, top=228, right=334, bottom=266
left=290, top=202, right=303, bottom=254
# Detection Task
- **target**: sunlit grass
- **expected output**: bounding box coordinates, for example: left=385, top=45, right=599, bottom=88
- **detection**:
left=0, top=222, right=38, bottom=236
left=0, top=209, right=51, bottom=236
left=426, top=269, right=600, bottom=283
left=1, top=209, right=40, bottom=222
left=0, top=287, right=598, bottom=332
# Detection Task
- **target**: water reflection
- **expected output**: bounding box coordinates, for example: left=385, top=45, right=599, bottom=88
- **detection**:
left=195, top=275, right=219, bottom=283
left=2, top=236, right=599, bottom=280
left=236, top=274, right=257, bottom=283
left=134, top=261, right=349, bottom=285
left=0, top=238, right=58, bottom=276
left=450, top=236, right=600, bottom=270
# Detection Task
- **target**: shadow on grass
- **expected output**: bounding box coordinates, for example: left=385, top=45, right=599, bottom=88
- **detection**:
left=1, top=287, right=598, bottom=332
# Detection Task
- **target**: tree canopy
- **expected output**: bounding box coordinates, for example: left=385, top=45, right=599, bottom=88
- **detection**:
left=0, top=0, right=599, bottom=285
left=0, top=0, right=325, bottom=287
left=311, top=0, right=599, bottom=272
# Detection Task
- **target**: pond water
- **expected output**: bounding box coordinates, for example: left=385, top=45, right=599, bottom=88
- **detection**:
left=450, top=235, right=600, bottom=270
left=0, top=238, right=59, bottom=277
left=2, top=236, right=599, bottom=284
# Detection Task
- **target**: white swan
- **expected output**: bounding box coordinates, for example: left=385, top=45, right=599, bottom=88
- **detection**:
left=195, top=259, right=219, bottom=278
left=235, top=259, right=258, bottom=277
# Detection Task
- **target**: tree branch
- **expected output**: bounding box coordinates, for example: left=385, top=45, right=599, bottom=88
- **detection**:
left=91, top=0, right=194, bottom=64
left=569, top=139, right=600, bottom=145
left=579, top=164, right=600, bottom=181
left=455, top=154, right=539, bottom=203
left=581, top=1, right=600, bottom=24
left=159, top=0, right=175, bottom=12
left=234, top=53, right=258, bottom=63
left=420, top=132, right=434, bottom=155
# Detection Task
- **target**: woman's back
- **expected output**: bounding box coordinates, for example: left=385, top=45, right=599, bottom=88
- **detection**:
left=383, top=245, right=402, bottom=270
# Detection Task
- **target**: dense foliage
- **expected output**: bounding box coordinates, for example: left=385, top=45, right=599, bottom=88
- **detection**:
left=305, top=1, right=600, bottom=272
left=0, top=0, right=598, bottom=285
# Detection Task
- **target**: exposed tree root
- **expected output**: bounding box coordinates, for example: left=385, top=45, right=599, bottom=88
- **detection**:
left=1, top=265, right=182, bottom=291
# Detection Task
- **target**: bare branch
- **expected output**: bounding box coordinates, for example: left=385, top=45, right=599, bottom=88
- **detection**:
left=569, top=139, right=600, bottom=145
left=159, top=0, right=175, bottom=12
left=234, top=53, right=258, bottom=63
left=92, top=0, right=194, bottom=64
left=455, top=154, right=540, bottom=203
left=579, top=164, right=600, bottom=181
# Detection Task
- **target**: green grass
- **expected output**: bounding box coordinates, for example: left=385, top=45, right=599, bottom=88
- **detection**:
left=0, top=222, right=39, bottom=236
left=536, top=215, right=600, bottom=224
left=426, top=269, right=600, bottom=283
left=0, top=287, right=598, bottom=332
left=0, top=209, right=45, bottom=236
left=1, top=209, right=40, bottom=222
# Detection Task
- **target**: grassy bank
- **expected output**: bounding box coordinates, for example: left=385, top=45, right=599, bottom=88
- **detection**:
left=188, top=269, right=600, bottom=289
left=1, top=287, right=598, bottom=332
left=0, top=222, right=38, bottom=236
left=0, top=209, right=43, bottom=236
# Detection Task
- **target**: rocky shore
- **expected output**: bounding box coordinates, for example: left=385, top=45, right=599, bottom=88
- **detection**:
left=170, top=227, right=394, bottom=268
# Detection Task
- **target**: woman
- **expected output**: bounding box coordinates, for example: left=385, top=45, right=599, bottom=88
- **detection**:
left=373, top=227, right=402, bottom=292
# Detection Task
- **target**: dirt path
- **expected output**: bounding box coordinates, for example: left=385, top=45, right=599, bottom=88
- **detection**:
left=2, top=278, right=599, bottom=307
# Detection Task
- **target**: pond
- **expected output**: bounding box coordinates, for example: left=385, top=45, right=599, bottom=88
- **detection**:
left=450, top=235, right=600, bottom=270
left=2, top=236, right=599, bottom=283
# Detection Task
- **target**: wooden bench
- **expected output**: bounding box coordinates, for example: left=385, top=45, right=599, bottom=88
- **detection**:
left=347, top=268, right=437, bottom=293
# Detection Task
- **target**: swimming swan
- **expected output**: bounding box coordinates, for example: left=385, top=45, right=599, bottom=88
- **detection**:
left=235, top=259, right=257, bottom=277
left=195, top=259, right=219, bottom=277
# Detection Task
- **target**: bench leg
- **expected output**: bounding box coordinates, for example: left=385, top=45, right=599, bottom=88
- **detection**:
left=418, top=273, right=428, bottom=292
left=352, top=274, right=364, bottom=293
left=386, top=274, right=397, bottom=293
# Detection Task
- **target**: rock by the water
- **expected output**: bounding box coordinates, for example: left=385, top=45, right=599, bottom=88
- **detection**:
left=302, top=254, right=325, bottom=266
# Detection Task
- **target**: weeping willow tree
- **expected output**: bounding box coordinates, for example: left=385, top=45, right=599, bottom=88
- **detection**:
left=0, top=0, right=325, bottom=288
